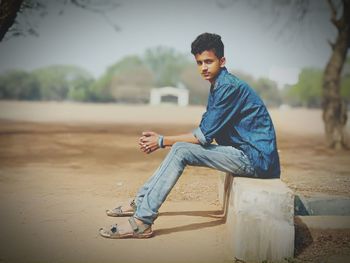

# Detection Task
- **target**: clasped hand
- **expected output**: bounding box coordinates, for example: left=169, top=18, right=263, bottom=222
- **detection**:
left=139, top=131, right=161, bottom=154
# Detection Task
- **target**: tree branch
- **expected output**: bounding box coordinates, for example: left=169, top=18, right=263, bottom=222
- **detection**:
left=0, top=0, right=121, bottom=41
left=70, top=0, right=120, bottom=14
left=326, top=0, right=342, bottom=29
left=328, top=39, right=336, bottom=50
left=0, top=0, right=24, bottom=41
left=326, top=0, right=337, bottom=15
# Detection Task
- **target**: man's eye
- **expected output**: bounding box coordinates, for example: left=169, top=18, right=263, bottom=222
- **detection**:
left=205, top=60, right=213, bottom=64
left=197, top=61, right=202, bottom=66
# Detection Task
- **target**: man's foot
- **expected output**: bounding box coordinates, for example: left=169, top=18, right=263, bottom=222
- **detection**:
left=99, top=217, right=153, bottom=239
left=106, top=199, right=136, bottom=217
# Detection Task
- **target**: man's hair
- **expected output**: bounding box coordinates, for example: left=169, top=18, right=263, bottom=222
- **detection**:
left=191, top=33, right=224, bottom=58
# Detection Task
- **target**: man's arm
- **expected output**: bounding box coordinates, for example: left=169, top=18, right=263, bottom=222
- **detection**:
left=139, top=131, right=199, bottom=154
left=163, top=133, right=199, bottom=146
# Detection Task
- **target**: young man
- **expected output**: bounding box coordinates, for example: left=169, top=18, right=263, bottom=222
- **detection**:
left=99, top=33, right=280, bottom=239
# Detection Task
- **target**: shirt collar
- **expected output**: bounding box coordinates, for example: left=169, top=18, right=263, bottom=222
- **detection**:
left=212, top=67, right=228, bottom=91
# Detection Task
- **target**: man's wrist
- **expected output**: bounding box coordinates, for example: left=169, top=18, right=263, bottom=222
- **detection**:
left=158, top=135, right=165, bottom=148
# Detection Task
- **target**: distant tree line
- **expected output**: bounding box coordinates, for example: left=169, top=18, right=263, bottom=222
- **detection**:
left=0, top=65, right=95, bottom=102
left=1, top=47, right=349, bottom=107
left=283, top=59, right=350, bottom=108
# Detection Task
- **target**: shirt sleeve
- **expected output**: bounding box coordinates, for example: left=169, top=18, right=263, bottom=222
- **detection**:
left=193, top=83, right=244, bottom=146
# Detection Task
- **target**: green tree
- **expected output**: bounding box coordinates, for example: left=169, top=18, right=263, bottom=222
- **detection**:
left=91, top=55, right=153, bottom=103
left=288, top=68, right=323, bottom=108
left=254, top=78, right=281, bottom=107
left=33, top=65, right=94, bottom=101
left=109, top=66, right=154, bottom=103
left=67, top=75, right=95, bottom=102
left=281, top=84, right=299, bottom=107
left=284, top=60, right=350, bottom=107
left=233, top=71, right=281, bottom=107
left=0, top=69, right=41, bottom=100
left=93, top=49, right=192, bottom=103
left=180, top=64, right=210, bottom=105
left=143, top=46, right=191, bottom=87
left=232, top=70, right=256, bottom=88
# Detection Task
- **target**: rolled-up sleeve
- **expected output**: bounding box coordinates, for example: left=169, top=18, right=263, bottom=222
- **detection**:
left=195, top=84, right=243, bottom=146
left=192, top=127, right=209, bottom=145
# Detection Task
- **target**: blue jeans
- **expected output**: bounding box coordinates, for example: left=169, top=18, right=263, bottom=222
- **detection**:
left=134, top=142, right=257, bottom=225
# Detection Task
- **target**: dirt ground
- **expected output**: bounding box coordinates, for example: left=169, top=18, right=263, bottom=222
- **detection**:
left=0, top=101, right=349, bottom=262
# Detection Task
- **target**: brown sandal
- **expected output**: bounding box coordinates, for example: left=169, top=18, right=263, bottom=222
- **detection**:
left=106, top=199, right=137, bottom=217
left=99, top=217, right=153, bottom=239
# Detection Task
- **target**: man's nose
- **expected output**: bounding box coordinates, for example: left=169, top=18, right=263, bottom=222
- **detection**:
left=201, top=63, right=208, bottom=71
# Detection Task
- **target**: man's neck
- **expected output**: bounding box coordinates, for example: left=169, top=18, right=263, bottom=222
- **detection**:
left=209, top=67, right=225, bottom=86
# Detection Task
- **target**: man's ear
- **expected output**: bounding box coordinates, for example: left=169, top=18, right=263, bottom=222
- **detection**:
left=219, top=57, right=226, bottom=67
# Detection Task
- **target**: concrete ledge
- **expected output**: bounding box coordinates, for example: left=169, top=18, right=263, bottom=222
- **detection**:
left=296, top=215, right=350, bottom=230
left=219, top=173, right=294, bottom=262
left=295, top=195, right=350, bottom=216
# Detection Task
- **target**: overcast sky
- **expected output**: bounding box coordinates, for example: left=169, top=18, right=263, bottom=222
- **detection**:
left=0, top=0, right=337, bottom=87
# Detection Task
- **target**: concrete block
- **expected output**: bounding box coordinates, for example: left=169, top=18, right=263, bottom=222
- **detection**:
left=222, top=174, right=294, bottom=262
left=218, top=172, right=232, bottom=207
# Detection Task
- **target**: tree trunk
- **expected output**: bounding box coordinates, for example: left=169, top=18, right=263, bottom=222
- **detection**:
left=322, top=0, right=350, bottom=149
left=0, top=0, right=24, bottom=41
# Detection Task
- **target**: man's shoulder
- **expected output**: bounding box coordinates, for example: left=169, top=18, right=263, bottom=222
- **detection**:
left=215, top=70, right=255, bottom=96
left=215, top=70, right=266, bottom=106
left=214, top=69, right=240, bottom=90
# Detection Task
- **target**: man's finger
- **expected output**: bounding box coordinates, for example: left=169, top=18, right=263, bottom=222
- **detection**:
left=140, top=136, right=152, bottom=143
left=142, top=131, right=154, bottom=137
left=139, top=136, right=146, bottom=142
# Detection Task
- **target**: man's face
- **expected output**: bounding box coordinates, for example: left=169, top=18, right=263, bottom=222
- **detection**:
left=194, top=50, right=226, bottom=84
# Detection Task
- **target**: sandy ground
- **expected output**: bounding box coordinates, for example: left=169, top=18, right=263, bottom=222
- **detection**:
left=0, top=101, right=350, bottom=263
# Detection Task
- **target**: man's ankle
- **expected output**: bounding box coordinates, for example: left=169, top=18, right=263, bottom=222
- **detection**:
left=134, top=217, right=149, bottom=226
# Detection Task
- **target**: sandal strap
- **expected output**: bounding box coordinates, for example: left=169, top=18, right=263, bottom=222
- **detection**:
left=130, top=199, right=137, bottom=211
left=112, top=206, right=123, bottom=214
left=128, top=217, right=149, bottom=234
left=113, top=200, right=136, bottom=213
left=116, top=206, right=123, bottom=211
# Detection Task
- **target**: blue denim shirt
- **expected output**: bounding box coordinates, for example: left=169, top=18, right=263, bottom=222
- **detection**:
left=193, top=67, right=280, bottom=178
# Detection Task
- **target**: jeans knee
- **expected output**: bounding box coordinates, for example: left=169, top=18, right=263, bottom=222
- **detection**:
left=172, top=142, right=189, bottom=150
left=171, top=142, right=191, bottom=160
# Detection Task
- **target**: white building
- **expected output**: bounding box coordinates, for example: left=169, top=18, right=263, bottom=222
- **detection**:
left=150, top=84, right=189, bottom=106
